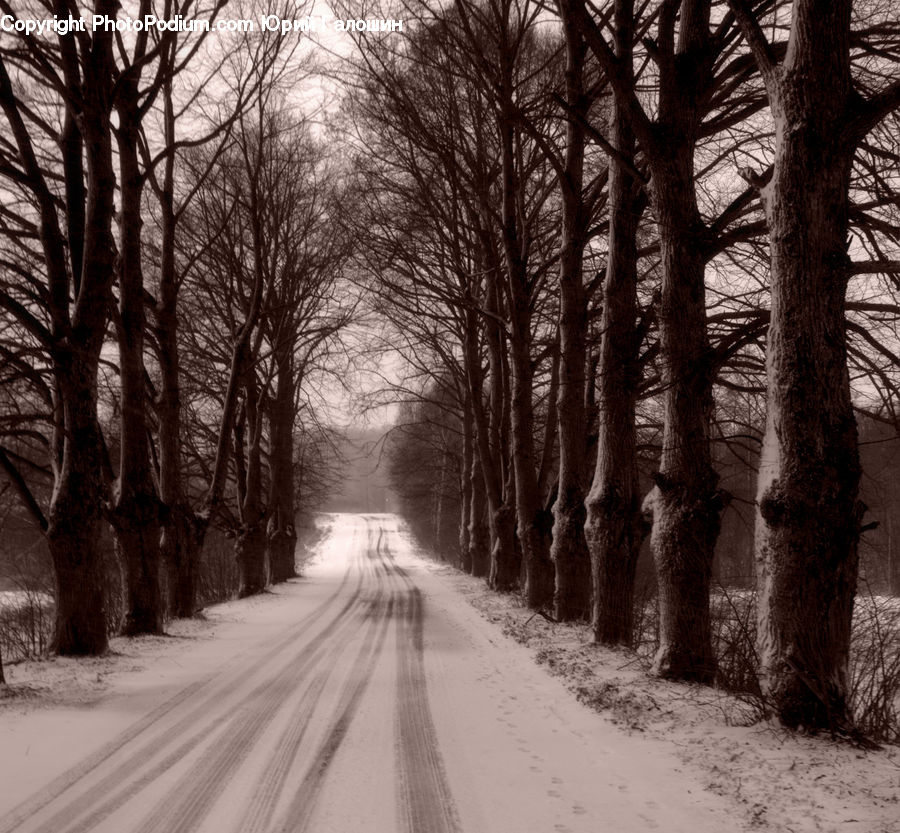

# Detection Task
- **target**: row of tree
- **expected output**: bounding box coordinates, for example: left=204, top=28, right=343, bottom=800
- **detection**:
left=352, top=0, right=900, bottom=734
left=0, top=1, right=353, bottom=656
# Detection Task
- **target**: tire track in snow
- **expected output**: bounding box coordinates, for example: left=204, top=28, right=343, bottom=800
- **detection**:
left=0, top=679, right=208, bottom=833
left=260, top=520, right=401, bottom=833
left=271, top=536, right=399, bottom=833
left=0, top=529, right=361, bottom=833
left=232, top=667, right=331, bottom=833
left=81, top=544, right=380, bottom=833
left=27, top=570, right=368, bottom=833
left=395, top=587, right=462, bottom=833
left=273, top=595, right=395, bottom=833
left=134, top=549, right=393, bottom=833
left=384, top=532, right=462, bottom=833
left=235, top=524, right=402, bottom=833
left=1, top=519, right=373, bottom=833
left=2, top=517, right=462, bottom=833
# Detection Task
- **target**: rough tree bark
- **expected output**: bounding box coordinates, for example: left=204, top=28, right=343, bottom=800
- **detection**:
left=234, top=369, right=268, bottom=597
left=584, top=0, right=646, bottom=646
left=551, top=0, right=592, bottom=622
left=459, top=391, right=475, bottom=572
left=469, top=452, right=491, bottom=577
left=498, top=100, right=554, bottom=610
left=115, top=79, right=163, bottom=636
left=466, top=240, right=519, bottom=590
left=48, top=386, right=110, bottom=656
left=579, top=0, right=723, bottom=682
left=728, top=0, right=900, bottom=730
left=267, top=349, right=298, bottom=583
left=0, top=10, right=120, bottom=655
left=643, top=151, right=721, bottom=682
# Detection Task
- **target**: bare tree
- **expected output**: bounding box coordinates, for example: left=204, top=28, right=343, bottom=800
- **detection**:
left=343, top=10, right=520, bottom=584
left=575, top=0, right=781, bottom=679
left=143, top=11, right=304, bottom=613
left=178, top=112, right=272, bottom=597
left=262, top=132, right=353, bottom=583
left=728, top=0, right=900, bottom=731
left=550, top=0, right=605, bottom=622
left=0, top=1, right=119, bottom=653
left=582, top=0, right=649, bottom=644
left=452, top=0, right=563, bottom=608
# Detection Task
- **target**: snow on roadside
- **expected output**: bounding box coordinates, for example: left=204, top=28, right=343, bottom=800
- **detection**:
left=0, top=613, right=214, bottom=711
left=0, top=516, right=335, bottom=816
left=0, top=515, right=332, bottom=699
left=0, top=592, right=53, bottom=613
left=0, top=589, right=321, bottom=816
left=2, top=511, right=897, bottom=833
left=428, top=564, right=900, bottom=833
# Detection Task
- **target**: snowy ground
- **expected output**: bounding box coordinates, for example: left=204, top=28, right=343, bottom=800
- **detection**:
left=0, top=591, right=52, bottom=612
left=433, top=563, right=900, bottom=833
left=0, top=513, right=897, bottom=832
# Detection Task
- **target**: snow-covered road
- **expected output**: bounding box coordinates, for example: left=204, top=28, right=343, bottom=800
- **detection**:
left=0, top=514, right=736, bottom=833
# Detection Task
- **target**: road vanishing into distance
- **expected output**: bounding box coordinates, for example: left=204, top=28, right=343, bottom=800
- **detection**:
left=0, top=514, right=732, bottom=833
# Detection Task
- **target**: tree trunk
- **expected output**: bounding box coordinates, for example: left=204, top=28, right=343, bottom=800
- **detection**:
left=488, top=345, right=519, bottom=589
left=489, top=502, right=519, bottom=590
left=469, top=453, right=491, bottom=577
left=552, top=0, right=592, bottom=622
left=158, top=284, right=199, bottom=617
left=585, top=0, right=646, bottom=645
left=0, top=11, right=116, bottom=654
left=641, top=0, right=721, bottom=683
left=237, top=523, right=268, bottom=597
left=459, top=394, right=474, bottom=572
left=115, top=96, right=163, bottom=636
left=497, top=102, right=554, bottom=610
left=466, top=252, right=520, bottom=589
left=268, top=350, right=298, bottom=583
left=267, top=523, right=297, bottom=584
left=508, top=330, right=554, bottom=607
left=645, top=150, right=721, bottom=682
left=166, top=512, right=203, bottom=617
left=741, top=0, right=862, bottom=731
left=434, top=445, right=447, bottom=549
left=155, top=83, right=201, bottom=619
left=49, top=364, right=110, bottom=655
left=0, top=6, right=118, bottom=655
left=576, top=0, right=727, bottom=681
left=46, top=44, right=118, bottom=654
left=194, top=190, right=267, bottom=588
left=235, top=375, right=268, bottom=597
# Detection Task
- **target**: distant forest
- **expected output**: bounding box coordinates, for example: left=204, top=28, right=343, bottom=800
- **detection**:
left=321, top=429, right=395, bottom=514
